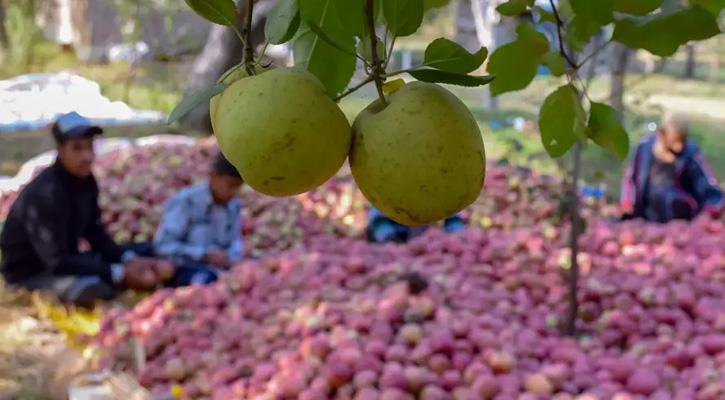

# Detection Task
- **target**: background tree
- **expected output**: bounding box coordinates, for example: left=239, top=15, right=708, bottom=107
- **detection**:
left=0, top=0, right=8, bottom=50
left=609, top=42, right=630, bottom=124
left=183, top=0, right=274, bottom=133
left=684, top=42, right=696, bottom=78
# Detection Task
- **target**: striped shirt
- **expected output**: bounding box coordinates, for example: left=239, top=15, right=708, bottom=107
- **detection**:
left=154, top=181, right=243, bottom=263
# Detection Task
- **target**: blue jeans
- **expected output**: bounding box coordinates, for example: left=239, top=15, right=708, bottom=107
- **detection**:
left=11, top=243, right=219, bottom=307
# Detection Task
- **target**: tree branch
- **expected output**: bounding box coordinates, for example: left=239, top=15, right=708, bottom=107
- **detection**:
left=577, top=38, right=612, bottom=70
left=334, top=76, right=376, bottom=102
left=564, top=140, right=583, bottom=337
left=548, top=0, right=577, bottom=69
left=366, top=0, right=388, bottom=105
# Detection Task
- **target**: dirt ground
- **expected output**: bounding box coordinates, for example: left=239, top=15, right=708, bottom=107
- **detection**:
left=0, top=284, right=95, bottom=400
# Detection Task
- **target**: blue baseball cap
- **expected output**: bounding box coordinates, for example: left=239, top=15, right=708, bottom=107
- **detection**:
left=52, top=112, right=103, bottom=143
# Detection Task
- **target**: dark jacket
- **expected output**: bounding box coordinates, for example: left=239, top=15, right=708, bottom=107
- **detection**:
left=621, top=134, right=724, bottom=222
left=0, top=160, right=124, bottom=284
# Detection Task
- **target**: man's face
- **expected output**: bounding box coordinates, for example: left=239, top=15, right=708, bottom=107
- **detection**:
left=57, top=138, right=95, bottom=177
left=210, top=173, right=244, bottom=205
left=659, top=128, right=688, bottom=156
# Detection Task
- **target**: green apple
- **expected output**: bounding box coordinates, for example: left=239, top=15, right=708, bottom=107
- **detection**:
left=214, top=68, right=351, bottom=196
left=350, top=81, right=486, bottom=226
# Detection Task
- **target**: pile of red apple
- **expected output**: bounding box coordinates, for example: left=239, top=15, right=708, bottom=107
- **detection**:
left=90, top=215, right=725, bottom=399
left=0, top=138, right=608, bottom=258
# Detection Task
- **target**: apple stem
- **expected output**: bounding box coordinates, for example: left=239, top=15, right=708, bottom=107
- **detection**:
left=366, top=0, right=387, bottom=106
left=243, top=0, right=256, bottom=75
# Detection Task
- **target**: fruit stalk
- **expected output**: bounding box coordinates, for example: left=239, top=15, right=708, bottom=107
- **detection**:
left=243, top=0, right=255, bottom=74
left=366, top=0, right=387, bottom=105
left=548, top=0, right=576, bottom=69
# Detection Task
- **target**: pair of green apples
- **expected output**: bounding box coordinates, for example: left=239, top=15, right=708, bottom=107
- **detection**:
left=210, top=67, right=486, bottom=227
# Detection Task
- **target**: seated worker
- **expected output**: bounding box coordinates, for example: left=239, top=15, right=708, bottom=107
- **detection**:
left=366, top=205, right=466, bottom=244
left=154, top=152, right=245, bottom=281
left=0, top=112, right=175, bottom=308
left=621, top=111, right=724, bottom=223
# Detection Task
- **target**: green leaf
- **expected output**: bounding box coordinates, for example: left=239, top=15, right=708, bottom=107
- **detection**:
left=693, top=0, right=725, bottom=15
left=535, top=5, right=557, bottom=23
left=569, top=16, right=602, bottom=47
left=306, top=20, right=358, bottom=57
left=423, top=38, right=488, bottom=74
left=542, top=51, right=566, bottom=77
left=383, top=0, right=425, bottom=37
left=538, top=84, right=586, bottom=157
left=293, top=21, right=357, bottom=96
left=265, top=0, right=300, bottom=44
left=566, top=32, right=584, bottom=52
left=408, top=70, right=495, bottom=87
left=424, top=0, right=450, bottom=10
left=588, top=102, right=630, bottom=160
left=339, top=0, right=366, bottom=37
left=383, top=78, right=405, bottom=93
left=296, top=0, right=359, bottom=95
left=516, top=22, right=551, bottom=51
left=301, top=0, right=364, bottom=37
left=557, top=0, right=576, bottom=19
left=612, top=6, right=721, bottom=57
left=496, top=0, right=535, bottom=16
left=357, top=30, right=385, bottom=62
left=488, top=22, right=550, bottom=95
left=168, top=83, right=226, bottom=125
left=612, top=0, right=664, bottom=15
left=184, top=0, right=236, bottom=25
left=570, top=0, right=614, bottom=24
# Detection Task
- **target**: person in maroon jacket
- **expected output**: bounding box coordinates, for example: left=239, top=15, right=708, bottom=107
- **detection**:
left=0, top=112, right=173, bottom=307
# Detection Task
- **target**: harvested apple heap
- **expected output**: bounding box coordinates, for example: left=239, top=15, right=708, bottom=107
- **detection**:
left=171, top=0, right=495, bottom=227
left=92, top=217, right=725, bottom=399
left=0, top=138, right=608, bottom=258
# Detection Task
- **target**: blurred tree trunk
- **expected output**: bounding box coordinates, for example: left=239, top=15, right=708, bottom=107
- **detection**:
left=711, top=37, right=722, bottom=82
left=455, top=0, right=513, bottom=111
left=610, top=42, right=631, bottom=124
left=0, top=0, right=8, bottom=49
left=643, top=53, right=667, bottom=74
left=684, top=43, right=695, bottom=79
left=183, top=0, right=273, bottom=134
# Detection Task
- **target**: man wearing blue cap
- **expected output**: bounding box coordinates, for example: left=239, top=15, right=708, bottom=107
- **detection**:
left=0, top=112, right=207, bottom=307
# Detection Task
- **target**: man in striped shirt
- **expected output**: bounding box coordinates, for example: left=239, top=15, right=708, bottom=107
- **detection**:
left=154, top=152, right=245, bottom=284
left=621, top=112, right=724, bottom=223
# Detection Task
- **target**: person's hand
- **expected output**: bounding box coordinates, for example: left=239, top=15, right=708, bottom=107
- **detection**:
left=206, top=250, right=231, bottom=269
left=620, top=203, right=634, bottom=215
left=152, top=259, right=175, bottom=281
left=123, top=258, right=160, bottom=291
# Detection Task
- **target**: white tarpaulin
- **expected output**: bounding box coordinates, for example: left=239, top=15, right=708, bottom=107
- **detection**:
left=0, top=72, right=166, bottom=132
left=0, top=135, right=195, bottom=194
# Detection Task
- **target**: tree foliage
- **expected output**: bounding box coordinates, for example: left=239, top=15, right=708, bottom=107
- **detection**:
left=171, top=0, right=493, bottom=124
left=493, top=0, right=722, bottom=159
left=175, top=0, right=722, bottom=160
